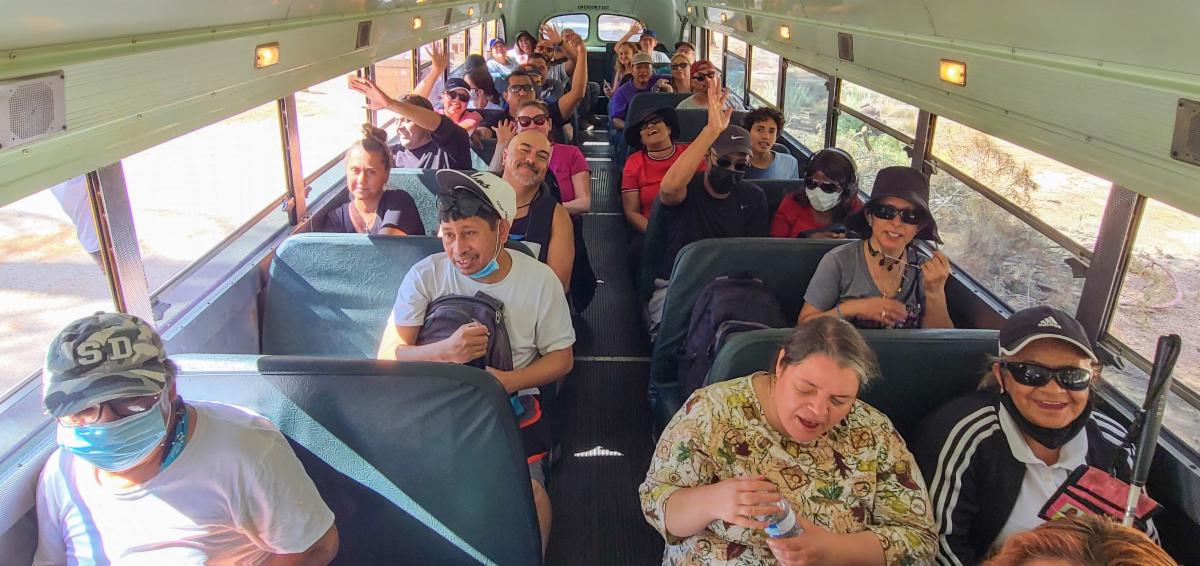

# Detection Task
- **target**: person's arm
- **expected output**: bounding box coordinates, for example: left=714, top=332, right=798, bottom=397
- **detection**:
left=920, top=251, right=954, bottom=329
left=861, top=422, right=939, bottom=565
left=608, top=85, right=630, bottom=127
left=555, top=38, right=589, bottom=120
left=487, top=347, right=573, bottom=393
left=622, top=190, right=648, bottom=233
left=263, top=526, right=338, bottom=566
left=659, top=83, right=730, bottom=206
left=764, top=524, right=886, bottom=566
left=769, top=197, right=798, bottom=238
left=349, top=77, right=442, bottom=131
left=413, top=43, right=448, bottom=99
left=564, top=170, right=592, bottom=215
left=913, top=411, right=982, bottom=566
left=378, top=322, right=489, bottom=362
left=487, top=119, right=516, bottom=174
left=615, top=21, right=642, bottom=46
left=544, top=204, right=575, bottom=291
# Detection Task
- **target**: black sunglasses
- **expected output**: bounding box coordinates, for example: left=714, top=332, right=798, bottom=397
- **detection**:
left=639, top=117, right=665, bottom=131
left=670, top=63, right=689, bottom=70
left=804, top=178, right=843, bottom=194
left=437, top=190, right=495, bottom=217
left=444, top=90, right=470, bottom=102
left=715, top=157, right=749, bottom=172
left=868, top=202, right=924, bottom=226
left=517, top=114, right=550, bottom=127
left=1001, top=361, right=1094, bottom=392
left=692, top=72, right=715, bottom=81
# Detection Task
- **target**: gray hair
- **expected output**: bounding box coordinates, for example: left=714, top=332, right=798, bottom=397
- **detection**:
left=777, top=317, right=880, bottom=389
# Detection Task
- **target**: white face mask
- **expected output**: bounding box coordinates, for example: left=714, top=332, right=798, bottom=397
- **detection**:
left=806, top=187, right=842, bottom=212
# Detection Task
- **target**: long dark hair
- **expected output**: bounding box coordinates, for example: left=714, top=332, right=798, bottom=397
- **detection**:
left=465, top=66, right=501, bottom=105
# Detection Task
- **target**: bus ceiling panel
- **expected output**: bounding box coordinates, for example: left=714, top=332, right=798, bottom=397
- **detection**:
left=0, top=8, right=486, bottom=208
left=0, top=0, right=467, bottom=52
left=687, top=15, right=1200, bottom=218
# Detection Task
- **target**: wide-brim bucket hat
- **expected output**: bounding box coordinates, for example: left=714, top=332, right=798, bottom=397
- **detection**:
left=845, top=165, right=941, bottom=243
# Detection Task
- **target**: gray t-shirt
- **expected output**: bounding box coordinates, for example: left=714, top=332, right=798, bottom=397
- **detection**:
left=803, top=241, right=927, bottom=329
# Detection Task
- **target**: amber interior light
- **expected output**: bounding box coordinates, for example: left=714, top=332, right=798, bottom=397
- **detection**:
left=939, top=59, right=967, bottom=86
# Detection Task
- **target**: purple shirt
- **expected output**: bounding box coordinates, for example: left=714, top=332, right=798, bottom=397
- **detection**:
left=608, top=74, right=672, bottom=122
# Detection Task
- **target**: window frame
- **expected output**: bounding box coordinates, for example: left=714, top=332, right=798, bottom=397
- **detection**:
left=777, top=58, right=831, bottom=152
left=748, top=45, right=781, bottom=107
left=722, top=51, right=748, bottom=107
left=543, top=13, right=591, bottom=41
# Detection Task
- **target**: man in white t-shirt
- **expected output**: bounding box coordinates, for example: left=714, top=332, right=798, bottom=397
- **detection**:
left=33, top=313, right=338, bottom=566
left=377, top=170, right=575, bottom=556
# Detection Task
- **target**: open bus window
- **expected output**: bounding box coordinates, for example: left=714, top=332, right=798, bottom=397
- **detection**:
left=932, top=118, right=1105, bottom=251
left=724, top=54, right=746, bottom=105
left=782, top=64, right=829, bottom=151
left=121, top=102, right=289, bottom=302
left=375, top=50, right=415, bottom=109
left=1108, top=199, right=1200, bottom=395
left=546, top=14, right=590, bottom=40
left=295, top=75, right=369, bottom=180
left=708, top=31, right=724, bottom=71
left=840, top=81, right=919, bottom=139
left=0, top=182, right=114, bottom=397
left=834, top=112, right=910, bottom=193
left=448, top=31, right=468, bottom=70
left=597, top=15, right=635, bottom=42
left=749, top=46, right=780, bottom=106
left=468, top=23, right=484, bottom=56
left=928, top=168, right=1084, bottom=314
left=725, top=36, right=747, bottom=58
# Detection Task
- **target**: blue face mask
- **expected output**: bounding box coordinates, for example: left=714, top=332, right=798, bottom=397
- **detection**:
left=57, top=395, right=170, bottom=472
left=466, top=234, right=503, bottom=280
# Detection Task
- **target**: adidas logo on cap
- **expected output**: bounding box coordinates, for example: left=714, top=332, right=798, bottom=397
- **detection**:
left=1037, top=316, right=1062, bottom=329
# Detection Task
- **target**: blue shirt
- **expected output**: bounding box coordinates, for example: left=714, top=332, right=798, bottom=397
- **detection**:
left=608, top=74, right=673, bottom=123
left=745, top=151, right=800, bottom=180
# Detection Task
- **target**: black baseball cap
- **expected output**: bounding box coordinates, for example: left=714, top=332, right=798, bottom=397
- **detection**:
left=999, top=306, right=1097, bottom=362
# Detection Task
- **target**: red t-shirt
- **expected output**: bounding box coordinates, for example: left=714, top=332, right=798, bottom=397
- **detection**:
left=621, top=144, right=706, bottom=217
left=770, top=195, right=863, bottom=238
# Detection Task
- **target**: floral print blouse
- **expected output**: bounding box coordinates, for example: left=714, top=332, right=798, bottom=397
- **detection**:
left=639, top=374, right=937, bottom=565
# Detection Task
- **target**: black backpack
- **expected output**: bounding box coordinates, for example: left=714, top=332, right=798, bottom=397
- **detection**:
left=676, top=275, right=787, bottom=399
left=416, top=292, right=513, bottom=372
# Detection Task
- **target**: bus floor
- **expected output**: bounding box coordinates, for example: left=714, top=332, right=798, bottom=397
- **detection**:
left=545, top=131, right=665, bottom=565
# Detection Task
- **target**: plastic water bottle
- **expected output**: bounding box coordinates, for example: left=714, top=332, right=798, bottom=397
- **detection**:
left=762, top=499, right=804, bottom=538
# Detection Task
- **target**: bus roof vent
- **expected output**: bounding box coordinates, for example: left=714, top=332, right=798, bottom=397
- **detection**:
left=0, top=72, right=66, bottom=151
left=837, top=33, right=854, bottom=62
left=1172, top=98, right=1200, bottom=168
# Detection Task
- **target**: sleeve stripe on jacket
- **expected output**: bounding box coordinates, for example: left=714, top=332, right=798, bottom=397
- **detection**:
left=929, top=405, right=1001, bottom=566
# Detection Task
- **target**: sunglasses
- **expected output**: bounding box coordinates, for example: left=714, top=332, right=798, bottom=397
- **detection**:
left=517, top=114, right=550, bottom=127
left=1001, top=361, right=1094, bottom=392
left=805, top=178, right=843, bottom=194
left=868, top=202, right=924, bottom=226
left=59, top=393, right=161, bottom=427
left=507, top=84, right=536, bottom=94
left=639, top=117, right=665, bottom=132
left=444, top=90, right=470, bottom=102
left=692, top=72, right=715, bottom=81
left=437, top=190, right=495, bottom=218
left=670, top=63, right=690, bottom=70
left=715, top=157, right=749, bottom=172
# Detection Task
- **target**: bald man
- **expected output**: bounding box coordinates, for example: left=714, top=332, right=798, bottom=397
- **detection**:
left=501, top=132, right=575, bottom=292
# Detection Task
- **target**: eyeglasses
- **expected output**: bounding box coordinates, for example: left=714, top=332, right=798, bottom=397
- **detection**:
left=715, top=157, right=749, bottom=172
left=1001, top=361, right=1094, bottom=392
left=59, top=393, right=161, bottom=427
left=444, top=90, right=470, bottom=102
left=639, top=117, right=665, bottom=132
left=692, top=72, right=715, bottom=81
left=507, top=84, right=536, bottom=94
left=517, top=114, right=550, bottom=127
left=868, top=202, right=924, bottom=226
left=670, top=63, right=689, bottom=70
left=437, top=190, right=496, bottom=218
left=804, top=178, right=843, bottom=194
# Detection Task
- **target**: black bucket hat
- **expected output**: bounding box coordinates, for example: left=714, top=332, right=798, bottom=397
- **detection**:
left=845, top=166, right=942, bottom=243
left=624, top=107, right=679, bottom=149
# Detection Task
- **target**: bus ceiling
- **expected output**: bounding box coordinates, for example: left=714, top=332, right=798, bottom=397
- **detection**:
left=1, top=0, right=1198, bottom=212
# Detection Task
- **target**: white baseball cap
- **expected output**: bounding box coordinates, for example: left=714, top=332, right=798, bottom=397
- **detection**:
left=435, top=170, right=517, bottom=223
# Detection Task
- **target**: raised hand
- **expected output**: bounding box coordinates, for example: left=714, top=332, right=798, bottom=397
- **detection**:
left=921, top=251, right=951, bottom=292
left=348, top=76, right=393, bottom=111
left=541, top=22, right=562, bottom=44
left=496, top=119, right=517, bottom=146
left=425, top=41, right=448, bottom=70
left=707, top=79, right=733, bottom=132
left=628, top=21, right=643, bottom=36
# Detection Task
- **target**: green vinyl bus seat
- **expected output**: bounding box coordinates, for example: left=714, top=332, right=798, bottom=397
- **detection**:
left=646, top=238, right=854, bottom=430
left=703, top=328, right=1001, bottom=439
left=172, top=355, right=541, bottom=565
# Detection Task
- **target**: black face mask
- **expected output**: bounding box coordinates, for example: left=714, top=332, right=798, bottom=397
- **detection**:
left=707, top=166, right=743, bottom=194
left=999, top=392, right=1092, bottom=450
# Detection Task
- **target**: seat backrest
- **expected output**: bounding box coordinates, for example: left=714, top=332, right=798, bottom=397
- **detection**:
left=748, top=179, right=803, bottom=220
left=173, top=355, right=541, bottom=566
left=626, top=92, right=690, bottom=131
left=261, top=233, right=447, bottom=357
left=704, top=328, right=1000, bottom=438
left=647, top=238, right=855, bottom=429
left=673, top=109, right=709, bottom=143
left=388, top=170, right=442, bottom=235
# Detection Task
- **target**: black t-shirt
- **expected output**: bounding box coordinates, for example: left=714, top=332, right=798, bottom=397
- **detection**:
left=389, top=115, right=472, bottom=170
left=319, top=190, right=426, bottom=235
left=659, top=172, right=769, bottom=278
left=479, top=100, right=569, bottom=131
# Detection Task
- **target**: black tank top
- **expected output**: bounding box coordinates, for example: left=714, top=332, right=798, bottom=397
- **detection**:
left=509, top=185, right=556, bottom=263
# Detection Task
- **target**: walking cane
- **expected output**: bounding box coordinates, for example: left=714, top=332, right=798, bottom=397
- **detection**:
left=1123, top=334, right=1181, bottom=527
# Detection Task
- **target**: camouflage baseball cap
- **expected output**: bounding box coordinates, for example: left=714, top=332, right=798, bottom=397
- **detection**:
left=43, top=313, right=168, bottom=418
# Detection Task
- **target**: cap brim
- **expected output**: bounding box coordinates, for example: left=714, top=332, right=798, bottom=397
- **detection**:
left=45, top=367, right=167, bottom=418
left=999, top=334, right=1098, bottom=363
left=435, top=169, right=484, bottom=199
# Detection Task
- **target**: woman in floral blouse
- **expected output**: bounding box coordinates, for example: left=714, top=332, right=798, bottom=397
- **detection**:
left=639, top=318, right=937, bottom=565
